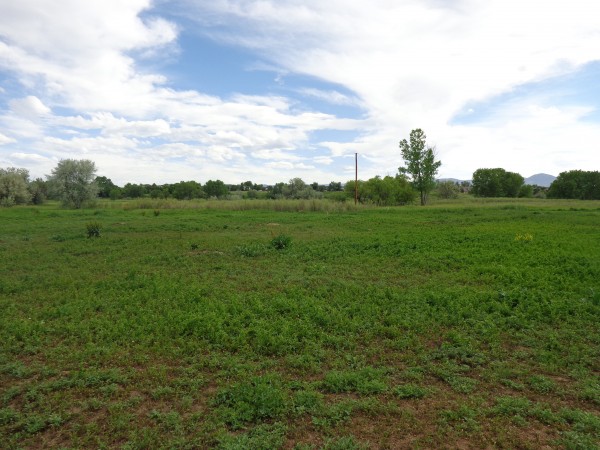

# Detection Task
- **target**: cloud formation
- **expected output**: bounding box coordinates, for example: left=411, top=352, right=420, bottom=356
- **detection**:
left=1, top=0, right=599, bottom=184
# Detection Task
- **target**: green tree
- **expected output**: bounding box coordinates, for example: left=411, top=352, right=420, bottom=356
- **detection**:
left=471, top=168, right=524, bottom=197
left=171, top=180, right=203, bottom=200
left=328, top=181, right=343, bottom=191
left=122, top=183, right=145, bottom=198
left=204, top=179, right=229, bottom=198
left=344, top=176, right=415, bottom=205
left=399, top=129, right=442, bottom=205
left=518, top=184, right=533, bottom=198
left=0, top=167, right=31, bottom=206
left=48, top=159, right=98, bottom=208
left=95, top=176, right=118, bottom=198
left=28, top=177, right=47, bottom=204
left=548, top=170, right=600, bottom=200
left=502, top=171, right=525, bottom=197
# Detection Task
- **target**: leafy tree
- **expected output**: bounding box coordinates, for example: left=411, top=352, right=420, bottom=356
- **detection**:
left=502, top=171, right=525, bottom=197
left=269, top=182, right=286, bottom=199
left=171, top=180, right=203, bottom=200
left=518, top=184, right=533, bottom=198
left=328, top=181, right=343, bottom=191
left=399, top=129, right=442, bottom=205
left=285, top=178, right=307, bottom=198
left=0, top=167, right=31, bottom=206
left=109, top=187, right=123, bottom=200
left=240, top=180, right=254, bottom=191
left=344, top=176, right=415, bottom=205
left=471, top=168, right=524, bottom=197
left=28, top=177, right=48, bottom=204
left=437, top=180, right=459, bottom=199
left=95, top=176, right=118, bottom=198
left=548, top=170, right=600, bottom=200
left=122, top=183, right=145, bottom=198
left=204, top=179, right=229, bottom=198
left=48, top=159, right=98, bottom=208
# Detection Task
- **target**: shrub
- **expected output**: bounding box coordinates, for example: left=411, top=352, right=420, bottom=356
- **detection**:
left=86, top=222, right=101, bottom=238
left=271, top=234, right=292, bottom=250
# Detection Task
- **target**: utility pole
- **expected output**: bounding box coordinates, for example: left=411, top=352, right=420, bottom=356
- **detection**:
left=354, top=152, right=358, bottom=206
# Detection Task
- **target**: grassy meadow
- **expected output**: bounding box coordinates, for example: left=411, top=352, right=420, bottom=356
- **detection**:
left=1, top=198, right=599, bottom=449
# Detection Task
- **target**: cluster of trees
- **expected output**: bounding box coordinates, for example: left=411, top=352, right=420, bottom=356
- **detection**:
left=6, top=130, right=597, bottom=209
left=0, top=160, right=99, bottom=208
left=471, top=168, right=526, bottom=198
left=97, top=177, right=231, bottom=200
left=343, top=175, right=416, bottom=205
left=547, top=170, right=600, bottom=200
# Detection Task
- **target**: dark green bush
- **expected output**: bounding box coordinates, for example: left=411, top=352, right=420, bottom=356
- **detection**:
left=86, top=222, right=101, bottom=238
left=271, top=234, right=292, bottom=250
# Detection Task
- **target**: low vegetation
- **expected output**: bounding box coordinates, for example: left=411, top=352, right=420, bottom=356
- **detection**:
left=1, top=198, right=599, bottom=448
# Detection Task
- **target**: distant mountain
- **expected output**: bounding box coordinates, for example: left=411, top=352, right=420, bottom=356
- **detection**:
left=437, top=178, right=470, bottom=184
left=524, top=173, right=556, bottom=187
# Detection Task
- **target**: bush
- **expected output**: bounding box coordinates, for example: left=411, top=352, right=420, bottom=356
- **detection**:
left=271, top=234, right=292, bottom=250
left=86, top=222, right=102, bottom=238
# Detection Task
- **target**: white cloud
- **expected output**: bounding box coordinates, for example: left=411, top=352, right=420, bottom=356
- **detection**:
left=9, top=152, right=51, bottom=162
left=1, top=0, right=599, bottom=184
left=298, top=88, right=362, bottom=107
left=0, top=132, right=16, bottom=145
left=185, top=0, right=600, bottom=179
left=9, top=96, right=51, bottom=118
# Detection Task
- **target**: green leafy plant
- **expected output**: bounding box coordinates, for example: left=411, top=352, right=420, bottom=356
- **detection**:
left=271, top=234, right=292, bottom=250
left=394, top=383, right=429, bottom=399
left=86, top=221, right=101, bottom=238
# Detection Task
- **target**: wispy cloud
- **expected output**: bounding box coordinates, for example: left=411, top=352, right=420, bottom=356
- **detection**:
left=1, top=0, right=599, bottom=184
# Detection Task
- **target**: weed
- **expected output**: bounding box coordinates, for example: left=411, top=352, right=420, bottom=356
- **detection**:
left=322, top=367, right=388, bottom=395
left=217, top=422, right=287, bottom=449
left=271, top=234, right=292, bottom=250
left=153, top=209, right=160, bottom=216
left=322, top=435, right=369, bottom=450
left=394, top=383, right=429, bottom=399
left=439, top=405, right=480, bottom=433
left=235, top=242, right=267, bottom=257
left=292, top=390, right=324, bottom=416
left=86, top=221, right=101, bottom=238
left=2, top=201, right=600, bottom=448
left=214, top=376, right=287, bottom=428
left=527, top=375, right=556, bottom=394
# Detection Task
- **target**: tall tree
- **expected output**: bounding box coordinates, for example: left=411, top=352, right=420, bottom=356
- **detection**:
left=399, top=129, right=441, bottom=205
left=48, top=159, right=98, bottom=208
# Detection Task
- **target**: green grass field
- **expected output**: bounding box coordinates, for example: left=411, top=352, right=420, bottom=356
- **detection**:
left=1, top=199, right=599, bottom=449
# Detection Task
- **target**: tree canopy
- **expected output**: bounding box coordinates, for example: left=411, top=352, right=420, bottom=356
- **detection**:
left=0, top=167, right=31, bottom=206
left=471, top=168, right=524, bottom=198
left=547, top=170, right=600, bottom=200
left=48, top=159, right=98, bottom=208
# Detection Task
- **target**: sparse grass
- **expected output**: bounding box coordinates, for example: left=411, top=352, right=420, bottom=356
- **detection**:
left=1, top=198, right=599, bottom=448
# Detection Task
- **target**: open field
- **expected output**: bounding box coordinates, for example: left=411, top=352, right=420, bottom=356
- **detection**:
left=1, top=199, right=599, bottom=449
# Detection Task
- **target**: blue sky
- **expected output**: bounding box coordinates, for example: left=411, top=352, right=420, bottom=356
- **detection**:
left=1, top=0, right=599, bottom=185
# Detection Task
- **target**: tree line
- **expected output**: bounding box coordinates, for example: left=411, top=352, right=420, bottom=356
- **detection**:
left=2, top=129, right=598, bottom=208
